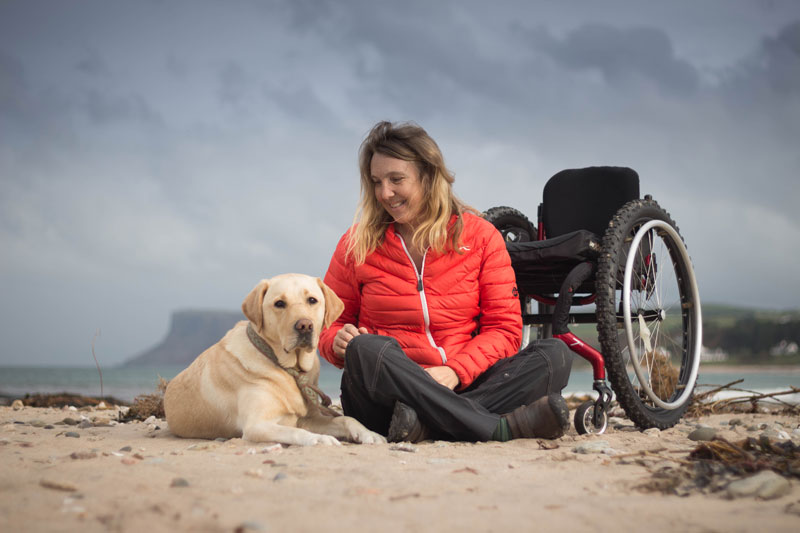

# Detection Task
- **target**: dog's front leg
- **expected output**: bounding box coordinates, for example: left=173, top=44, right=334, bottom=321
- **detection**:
left=242, top=420, right=341, bottom=446
left=299, top=414, right=386, bottom=444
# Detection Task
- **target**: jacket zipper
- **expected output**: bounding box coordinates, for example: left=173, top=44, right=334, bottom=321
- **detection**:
left=397, top=235, right=447, bottom=364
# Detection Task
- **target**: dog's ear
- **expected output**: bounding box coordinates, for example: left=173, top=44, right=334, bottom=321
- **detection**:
left=242, top=279, right=270, bottom=328
left=317, top=278, right=344, bottom=329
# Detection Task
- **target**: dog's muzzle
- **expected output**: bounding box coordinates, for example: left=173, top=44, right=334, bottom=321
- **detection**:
left=292, top=318, right=315, bottom=349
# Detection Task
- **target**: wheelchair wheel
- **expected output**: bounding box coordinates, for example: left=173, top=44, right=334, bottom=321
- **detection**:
left=574, top=400, right=608, bottom=435
left=483, top=206, right=536, bottom=243
left=596, top=198, right=702, bottom=430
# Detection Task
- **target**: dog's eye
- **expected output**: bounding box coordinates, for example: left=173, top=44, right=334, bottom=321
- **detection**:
left=308, top=297, right=318, bottom=305
left=274, top=300, right=286, bottom=308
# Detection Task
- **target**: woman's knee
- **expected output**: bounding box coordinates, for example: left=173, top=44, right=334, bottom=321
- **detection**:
left=343, top=334, right=403, bottom=373
left=538, top=338, right=573, bottom=386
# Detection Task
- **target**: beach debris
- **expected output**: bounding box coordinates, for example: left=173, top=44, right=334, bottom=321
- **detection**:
left=452, top=467, right=479, bottom=475
left=389, top=492, right=420, bottom=501
left=120, top=377, right=168, bottom=421
left=40, top=479, right=78, bottom=492
left=688, top=427, right=717, bottom=442
left=688, top=380, right=800, bottom=417
left=638, top=435, right=799, bottom=498
left=20, top=392, right=125, bottom=408
left=11, top=399, right=24, bottom=410
left=170, top=477, right=190, bottom=488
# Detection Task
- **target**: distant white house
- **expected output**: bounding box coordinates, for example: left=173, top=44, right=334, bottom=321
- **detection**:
left=769, top=340, right=799, bottom=357
left=700, top=346, right=729, bottom=362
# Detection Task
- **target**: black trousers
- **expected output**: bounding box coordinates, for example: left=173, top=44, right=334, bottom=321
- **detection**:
left=340, top=334, right=572, bottom=442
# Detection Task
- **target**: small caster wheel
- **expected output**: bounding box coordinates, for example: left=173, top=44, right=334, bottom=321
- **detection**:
left=574, top=400, right=608, bottom=435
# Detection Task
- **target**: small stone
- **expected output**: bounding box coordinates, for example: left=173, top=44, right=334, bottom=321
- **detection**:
left=236, top=521, right=266, bottom=532
left=44, top=425, right=54, bottom=430
left=786, top=502, right=800, bottom=517
left=643, top=428, right=661, bottom=437
left=143, top=416, right=157, bottom=425
left=29, top=420, right=47, bottom=428
left=273, top=472, right=287, bottom=482
left=688, top=427, right=716, bottom=441
left=747, top=425, right=759, bottom=432
left=62, top=418, right=79, bottom=426
left=70, top=451, right=97, bottom=460
left=390, top=443, right=418, bottom=453
left=760, top=429, right=788, bottom=441
left=727, top=470, right=791, bottom=500
left=11, top=399, right=24, bottom=410
left=729, top=418, right=744, bottom=427
left=64, top=432, right=80, bottom=438
left=572, top=441, right=612, bottom=454
left=78, top=420, right=93, bottom=429
left=119, top=446, right=132, bottom=452
left=245, top=469, right=264, bottom=478
left=170, top=478, right=189, bottom=488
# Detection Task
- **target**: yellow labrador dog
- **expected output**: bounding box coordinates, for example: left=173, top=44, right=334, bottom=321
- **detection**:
left=164, top=273, right=385, bottom=446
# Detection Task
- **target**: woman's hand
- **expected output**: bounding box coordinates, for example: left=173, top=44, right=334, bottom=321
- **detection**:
left=333, top=324, right=369, bottom=359
left=425, top=366, right=460, bottom=390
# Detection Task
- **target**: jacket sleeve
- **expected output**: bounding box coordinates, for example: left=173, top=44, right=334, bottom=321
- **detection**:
left=445, top=226, right=522, bottom=388
left=319, top=232, right=361, bottom=368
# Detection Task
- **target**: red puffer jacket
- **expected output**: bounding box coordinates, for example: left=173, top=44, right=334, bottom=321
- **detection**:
left=319, top=212, right=522, bottom=389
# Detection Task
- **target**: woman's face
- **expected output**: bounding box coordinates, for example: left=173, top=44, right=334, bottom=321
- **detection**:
left=370, top=152, right=425, bottom=228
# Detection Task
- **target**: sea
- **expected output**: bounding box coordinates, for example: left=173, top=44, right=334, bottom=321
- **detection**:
left=1, top=363, right=797, bottom=405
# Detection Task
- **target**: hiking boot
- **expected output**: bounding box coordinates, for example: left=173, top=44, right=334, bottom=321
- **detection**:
left=503, top=393, right=570, bottom=440
left=387, top=401, right=431, bottom=443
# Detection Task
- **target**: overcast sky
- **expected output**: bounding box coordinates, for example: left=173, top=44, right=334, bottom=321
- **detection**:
left=1, top=0, right=799, bottom=367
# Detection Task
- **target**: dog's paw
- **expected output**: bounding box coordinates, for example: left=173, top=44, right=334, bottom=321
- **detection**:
left=305, top=434, right=342, bottom=446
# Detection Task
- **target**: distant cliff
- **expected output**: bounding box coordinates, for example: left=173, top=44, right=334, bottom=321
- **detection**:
left=122, top=310, right=243, bottom=367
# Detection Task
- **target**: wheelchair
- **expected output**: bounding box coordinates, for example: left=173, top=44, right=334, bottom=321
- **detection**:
left=484, top=166, right=702, bottom=434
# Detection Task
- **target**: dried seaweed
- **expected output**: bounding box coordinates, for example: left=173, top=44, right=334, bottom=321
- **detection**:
left=120, top=377, right=168, bottom=421
left=687, top=380, right=799, bottom=417
left=20, top=392, right=127, bottom=408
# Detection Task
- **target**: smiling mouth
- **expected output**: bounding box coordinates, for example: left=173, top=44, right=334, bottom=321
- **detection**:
left=388, top=201, right=404, bottom=209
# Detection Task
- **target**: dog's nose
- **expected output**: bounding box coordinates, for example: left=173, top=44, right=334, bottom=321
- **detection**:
left=294, top=319, right=313, bottom=332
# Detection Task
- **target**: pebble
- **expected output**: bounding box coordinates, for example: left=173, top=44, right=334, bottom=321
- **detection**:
left=236, top=521, right=266, bottom=531
left=572, top=440, right=612, bottom=454
left=11, top=399, right=24, bottom=410
left=143, top=416, right=157, bottom=425
left=119, top=446, right=132, bottom=452
left=760, top=428, right=790, bottom=441
left=273, top=472, right=288, bottom=482
left=29, top=420, right=47, bottom=428
left=78, top=420, right=93, bottom=429
left=170, top=478, right=189, bottom=488
left=70, top=451, right=97, bottom=460
left=642, top=428, right=661, bottom=437
left=389, top=443, right=418, bottom=453
left=62, top=418, right=79, bottom=426
left=64, top=432, right=80, bottom=438
left=688, top=427, right=716, bottom=442
left=726, top=470, right=792, bottom=500
left=729, top=418, right=744, bottom=427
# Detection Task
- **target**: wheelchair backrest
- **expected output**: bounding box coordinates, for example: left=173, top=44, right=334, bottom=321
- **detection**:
left=542, top=166, right=639, bottom=238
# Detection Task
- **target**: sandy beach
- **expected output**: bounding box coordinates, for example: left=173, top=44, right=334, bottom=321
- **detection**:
left=1, top=402, right=798, bottom=533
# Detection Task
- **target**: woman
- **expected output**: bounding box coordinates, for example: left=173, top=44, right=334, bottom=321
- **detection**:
left=319, top=121, right=572, bottom=442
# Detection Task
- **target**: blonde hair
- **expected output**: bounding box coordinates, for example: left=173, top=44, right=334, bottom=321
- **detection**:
left=347, top=121, right=478, bottom=265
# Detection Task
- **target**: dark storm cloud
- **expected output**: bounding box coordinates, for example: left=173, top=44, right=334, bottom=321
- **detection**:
left=526, top=23, right=700, bottom=97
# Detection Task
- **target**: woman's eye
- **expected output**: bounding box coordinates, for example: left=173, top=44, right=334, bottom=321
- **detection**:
left=308, top=297, right=318, bottom=305
left=274, top=300, right=286, bottom=308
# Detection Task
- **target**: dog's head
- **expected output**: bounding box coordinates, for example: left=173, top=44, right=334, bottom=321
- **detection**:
left=242, top=273, right=344, bottom=372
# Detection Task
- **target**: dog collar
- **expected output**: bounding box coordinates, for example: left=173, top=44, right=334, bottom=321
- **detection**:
left=246, top=323, right=338, bottom=416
